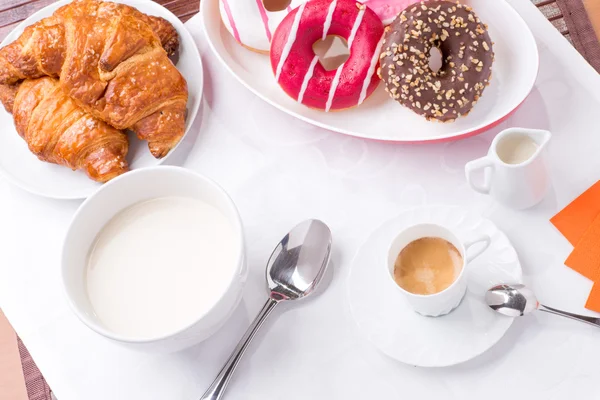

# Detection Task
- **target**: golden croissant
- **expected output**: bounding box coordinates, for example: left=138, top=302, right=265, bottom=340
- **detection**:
left=0, top=78, right=129, bottom=182
left=0, top=0, right=188, bottom=158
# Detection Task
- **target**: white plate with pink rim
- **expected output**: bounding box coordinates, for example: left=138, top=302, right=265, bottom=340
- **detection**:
left=347, top=205, right=523, bottom=367
left=0, top=0, right=203, bottom=200
left=201, top=0, right=538, bottom=142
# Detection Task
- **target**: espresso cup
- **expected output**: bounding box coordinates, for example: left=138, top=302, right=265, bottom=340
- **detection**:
left=386, top=223, right=491, bottom=317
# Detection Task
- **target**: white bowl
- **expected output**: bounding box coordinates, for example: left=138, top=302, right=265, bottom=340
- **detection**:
left=61, top=166, right=246, bottom=351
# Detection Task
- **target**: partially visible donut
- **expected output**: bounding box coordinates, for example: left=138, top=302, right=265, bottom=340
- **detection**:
left=379, top=1, right=494, bottom=122
left=270, top=0, right=385, bottom=111
left=219, top=0, right=305, bottom=53
left=360, top=0, right=421, bottom=24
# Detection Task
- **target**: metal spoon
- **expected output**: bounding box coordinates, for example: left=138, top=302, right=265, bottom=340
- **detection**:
left=200, top=219, right=332, bottom=400
left=485, top=283, right=600, bottom=327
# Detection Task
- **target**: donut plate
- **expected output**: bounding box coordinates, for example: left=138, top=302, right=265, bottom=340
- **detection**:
left=202, top=0, right=538, bottom=142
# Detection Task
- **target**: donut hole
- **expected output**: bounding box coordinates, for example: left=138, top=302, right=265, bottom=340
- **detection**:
left=428, top=46, right=443, bottom=74
left=312, top=35, right=349, bottom=71
left=263, top=0, right=292, bottom=12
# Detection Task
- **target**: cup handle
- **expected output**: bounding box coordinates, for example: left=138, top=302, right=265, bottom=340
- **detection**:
left=465, top=157, right=495, bottom=195
left=464, top=235, right=491, bottom=263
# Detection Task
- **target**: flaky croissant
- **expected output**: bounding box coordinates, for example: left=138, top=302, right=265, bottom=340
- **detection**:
left=0, top=78, right=129, bottom=182
left=0, top=0, right=187, bottom=158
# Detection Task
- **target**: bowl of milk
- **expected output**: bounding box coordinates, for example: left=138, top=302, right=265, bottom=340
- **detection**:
left=62, top=166, right=246, bottom=351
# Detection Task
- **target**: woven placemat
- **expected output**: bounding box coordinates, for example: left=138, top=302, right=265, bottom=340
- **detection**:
left=557, top=0, right=600, bottom=71
left=17, top=338, right=52, bottom=400
left=533, top=0, right=600, bottom=71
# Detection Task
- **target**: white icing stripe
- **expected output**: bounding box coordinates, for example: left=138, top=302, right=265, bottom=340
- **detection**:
left=275, top=3, right=307, bottom=82
left=297, top=0, right=336, bottom=105
left=322, top=0, right=337, bottom=40
left=347, top=7, right=365, bottom=48
left=358, top=32, right=385, bottom=105
left=298, top=55, right=319, bottom=104
left=325, top=66, right=344, bottom=112
left=325, top=7, right=365, bottom=112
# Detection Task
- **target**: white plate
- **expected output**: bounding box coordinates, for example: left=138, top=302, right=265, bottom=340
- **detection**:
left=201, top=0, right=538, bottom=142
left=347, top=206, right=523, bottom=367
left=0, top=0, right=203, bottom=200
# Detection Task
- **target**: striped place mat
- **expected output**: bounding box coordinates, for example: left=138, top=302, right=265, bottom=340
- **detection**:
left=533, top=0, right=600, bottom=71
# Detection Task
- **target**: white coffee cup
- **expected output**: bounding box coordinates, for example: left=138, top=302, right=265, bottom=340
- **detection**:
left=386, top=224, right=491, bottom=317
left=465, top=127, right=551, bottom=210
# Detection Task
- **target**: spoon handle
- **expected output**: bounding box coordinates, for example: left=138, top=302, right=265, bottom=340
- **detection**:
left=539, top=304, right=600, bottom=327
left=200, top=298, right=279, bottom=400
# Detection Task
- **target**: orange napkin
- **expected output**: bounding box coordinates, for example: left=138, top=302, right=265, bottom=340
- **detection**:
left=550, top=181, right=600, bottom=245
left=551, top=181, right=600, bottom=312
left=564, top=214, right=600, bottom=281
left=586, top=282, right=600, bottom=312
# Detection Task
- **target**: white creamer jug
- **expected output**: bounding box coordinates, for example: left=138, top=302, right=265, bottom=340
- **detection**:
left=465, top=128, right=551, bottom=210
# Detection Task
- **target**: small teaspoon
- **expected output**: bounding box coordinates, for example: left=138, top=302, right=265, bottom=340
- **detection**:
left=485, top=283, right=600, bottom=327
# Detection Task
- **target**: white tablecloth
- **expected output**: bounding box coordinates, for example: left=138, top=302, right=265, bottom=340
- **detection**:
left=1, top=0, right=600, bottom=398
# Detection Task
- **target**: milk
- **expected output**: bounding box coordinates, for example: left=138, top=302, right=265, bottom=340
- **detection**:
left=496, top=134, right=539, bottom=165
left=86, top=196, right=237, bottom=339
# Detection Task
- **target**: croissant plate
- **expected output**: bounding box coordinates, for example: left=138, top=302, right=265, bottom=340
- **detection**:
left=0, top=0, right=188, bottom=159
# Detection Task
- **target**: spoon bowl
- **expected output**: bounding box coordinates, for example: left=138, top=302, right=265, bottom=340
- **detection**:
left=267, top=220, right=332, bottom=301
left=485, top=283, right=539, bottom=317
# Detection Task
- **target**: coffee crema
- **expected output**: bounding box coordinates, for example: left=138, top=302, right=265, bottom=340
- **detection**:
left=393, top=237, right=463, bottom=295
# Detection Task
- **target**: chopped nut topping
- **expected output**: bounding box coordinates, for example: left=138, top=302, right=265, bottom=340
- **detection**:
left=380, top=3, right=492, bottom=121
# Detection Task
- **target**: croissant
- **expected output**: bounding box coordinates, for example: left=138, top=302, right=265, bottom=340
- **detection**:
left=0, top=0, right=188, bottom=158
left=0, top=78, right=129, bottom=182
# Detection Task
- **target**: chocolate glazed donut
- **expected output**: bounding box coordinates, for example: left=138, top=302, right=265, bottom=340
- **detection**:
left=379, top=1, right=494, bottom=122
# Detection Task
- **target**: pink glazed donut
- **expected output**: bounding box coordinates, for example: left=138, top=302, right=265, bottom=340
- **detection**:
left=360, top=0, right=422, bottom=24
left=270, top=0, right=385, bottom=111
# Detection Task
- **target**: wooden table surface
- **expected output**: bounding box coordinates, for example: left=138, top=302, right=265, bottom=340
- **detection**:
left=0, top=0, right=198, bottom=40
left=0, top=0, right=599, bottom=42
left=586, top=0, right=600, bottom=36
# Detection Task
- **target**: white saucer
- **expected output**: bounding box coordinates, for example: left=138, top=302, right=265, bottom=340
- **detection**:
left=347, top=206, right=522, bottom=367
